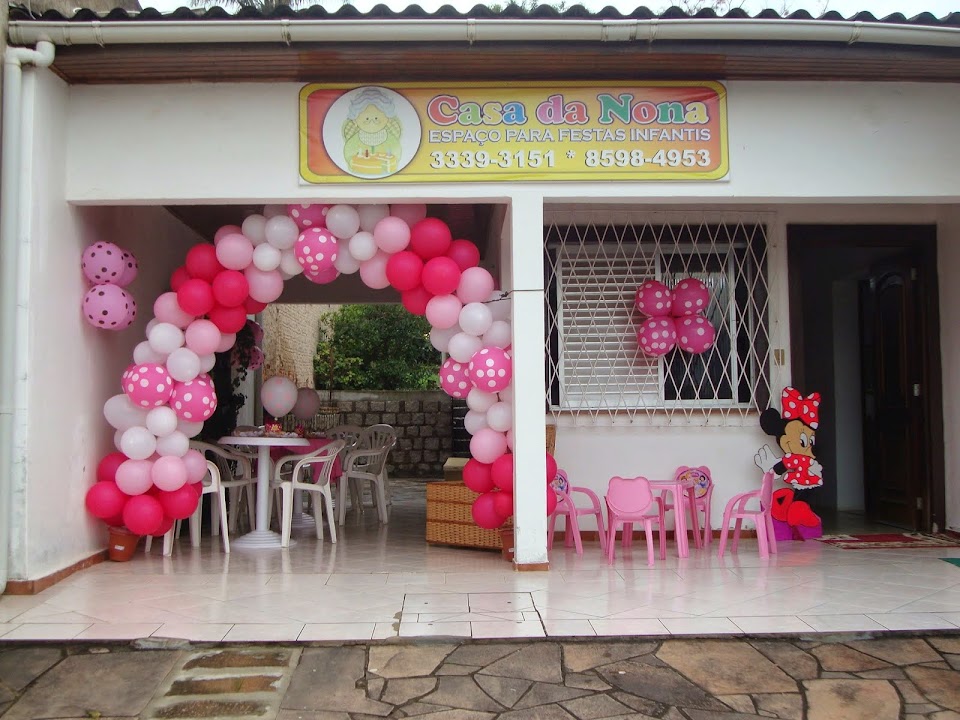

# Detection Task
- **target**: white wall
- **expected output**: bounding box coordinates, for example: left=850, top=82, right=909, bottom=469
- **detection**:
left=9, top=69, right=201, bottom=581
left=64, top=82, right=960, bottom=204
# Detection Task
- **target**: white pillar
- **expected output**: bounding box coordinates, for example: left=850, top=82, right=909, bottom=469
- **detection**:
left=509, top=192, right=548, bottom=567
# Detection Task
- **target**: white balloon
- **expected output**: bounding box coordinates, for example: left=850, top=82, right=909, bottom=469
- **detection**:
left=242, top=214, right=268, bottom=246
left=486, top=401, right=513, bottom=432
left=333, top=248, right=362, bottom=274
left=133, top=340, right=165, bottom=365
left=458, top=303, right=494, bottom=337
left=156, top=430, right=189, bottom=457
left=486, top=291, right=512, bottom=322
left=430, top=325, right=460, bottom=353
left=348, top=231, right=378, bottom=262
left=482, top=320, right=512, bottom=349
left=326, top=204, right=361, bottom=240
left=265, top=215, right=299, bottom=250
left=506, top=427, right=515, bottom=451
left=178, top=418, right=204, bottom=438
left=103, top=393, right=148, bottom=431
left=499, top=385, right=514, bottom=403
left=279, top=248, right=304, bottom=277
left=146, top=406, right=179, bottom=437
left=466, top=387, right=498, bottom=413
left=357, top=204, right=390, bottom=233
left=199, top=353, right=217, bottom=373
left=253, top=242, right=282, bottom=272
left=263, top=204, right=287, bottom=219
left=447, top=332, right=483, bottom=364
left=148, top=322, right=185, bottom=355
left=463, top=409, right=489, bottom=435
left=261, top=376, right=298, bottom=417
left=166, top=347, right=201, bottom=383
left=114, top=429, right=125, bottom=452
left=145, top=318, right=159, bottom=336
left=120, top=425, right=157, bottom=460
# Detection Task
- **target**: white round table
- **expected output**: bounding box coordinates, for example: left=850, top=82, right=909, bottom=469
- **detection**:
left=219, top=435, right=310, bottom=549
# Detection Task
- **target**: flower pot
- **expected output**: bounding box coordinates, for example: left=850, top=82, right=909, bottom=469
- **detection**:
left=500, top=528, right=515, bottom=562
left=107, top=526, right=140, bottom=562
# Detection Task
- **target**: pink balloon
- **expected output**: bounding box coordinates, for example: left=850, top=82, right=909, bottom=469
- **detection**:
left=306, top=266, right=340, bottom=285
left=389, top=203, right=427, bottom=227
left=676, top=315, right=716, bottom=354
left=215, top=331, right=237, bottom=353
left=216, top=233, right=254, bottom=271
left=425, top=294, right=462, bottom=330
left=185, top=319, right=222, bottom=357
left=671, top=277, right=711, bottom=316
left=153, top=292, right=194, bottom=329
left=83, top=284, right=136, bottom=331
left=635, top=280, right=673, bottom=317
left=123, top=494, right=165, bottom=535
left=373, top=216, right=412, bottom=254
left=287, top=203, right=331, bottom=230
left=214, top=224, right=242, bottom=244
left=468, top=347, right=513, bottom=393
left=439, top=358, right=471, bottom=399
left=151, top=455, right=188, bottom=491
left=246, top=319, right=264, bottom=345
left=295, top=228, right=339, bottom=276
left=115, top=459, right=154, bottom=495
left=85, top=481, right=128, bottom=521
left=117, top=250, right=139, bottom=287
left=81, top=242, right=126, bottom=285
left=247, top=346, right=264, bottom=370
left=182, top=449, right=208, bottom=483
left=410, top=218, right=453, bottom=260
left=171, top=373, right=218, bottom=422
left=123, top=363, right=175, bottom=408
left=385, top=251, right=424, bottom=292
left=358, top=251, right=391, bottom=290
left=637, top=316, right=677, bottom=356
left=472, top=492, right=506, bottom=530
left=470, top=428, right=509, bottom=464
left=245, top=266, right=284, bottom=303
left=422, top=257, right=462, bottom=296
left=457, top=267, right=495, bottom=304
left=446, top=239, right=481, bottom=271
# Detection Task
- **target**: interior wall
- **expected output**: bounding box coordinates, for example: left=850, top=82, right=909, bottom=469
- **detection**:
left=9, top=68, right=200, bottom=580
left=833, top=279, right=865, bottom=513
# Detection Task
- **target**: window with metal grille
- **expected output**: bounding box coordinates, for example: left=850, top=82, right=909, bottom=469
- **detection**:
left=545, top=218, right=771, bottom=424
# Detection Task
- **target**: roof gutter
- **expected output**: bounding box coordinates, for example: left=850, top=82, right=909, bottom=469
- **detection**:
left=7, top=17, right=960, bottom=49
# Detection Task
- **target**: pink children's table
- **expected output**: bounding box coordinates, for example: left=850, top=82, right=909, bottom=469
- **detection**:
left=648, top=477, right=700, bottom=558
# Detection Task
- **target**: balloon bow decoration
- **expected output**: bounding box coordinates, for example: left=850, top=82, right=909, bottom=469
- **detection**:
left=755, top=386, right=824, bottom=541
left=87, top=202, right=545, bottom=540
left=634, top=278, right=716, bottom=357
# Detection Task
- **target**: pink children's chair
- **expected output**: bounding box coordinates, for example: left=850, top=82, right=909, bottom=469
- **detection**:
left=717, top=471, right=778, bottom=560
left=604, top=476, right=666, bottom=566
left=548, top=469, right=607, bottom=556
left=659, top=466, right=714, bottom=550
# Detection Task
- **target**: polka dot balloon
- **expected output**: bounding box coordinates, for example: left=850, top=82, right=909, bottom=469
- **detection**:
left=468, top=347, right=513, bottom=393
left=671, top=277, right=711, bottom=317
left=676, top=315, right=716, bottom=354
left=122, top=363, right=175, bottom=408
left=83, top=284, right=136, bottom=331
left=637, top=316, right=677, bottom=357
left=287, top=204, right=331, bottom=231
left=81, top=242, right=126, bottom=285
left=634, top=280, right=673, bottom=317
left=294, top=228, right=339, bottom=277
left=439, top=358, right=471, bottom=399
left=170, top=373, right=218, bottom=422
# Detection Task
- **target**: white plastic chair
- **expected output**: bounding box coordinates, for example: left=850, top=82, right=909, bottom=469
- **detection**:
left=145, top=460, right=230, bottom=556
left=338, top=424, right=397, bottom=525
left=272, top=439, right=345, bottom=547
left=190, top=440, right=256, bottom=536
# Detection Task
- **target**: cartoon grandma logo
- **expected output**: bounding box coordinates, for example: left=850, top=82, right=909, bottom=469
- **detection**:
left=322, top=86, right=421, bottom=179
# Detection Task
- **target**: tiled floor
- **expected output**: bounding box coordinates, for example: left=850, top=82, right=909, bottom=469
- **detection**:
left=1, top=481, right=959, bottom=642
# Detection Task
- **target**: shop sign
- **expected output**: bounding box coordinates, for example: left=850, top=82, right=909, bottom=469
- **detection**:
left=299, top=81, right=728, bottom=184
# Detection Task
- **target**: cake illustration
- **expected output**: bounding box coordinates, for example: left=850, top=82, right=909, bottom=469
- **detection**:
left=342, top=88, right=403, bottom=177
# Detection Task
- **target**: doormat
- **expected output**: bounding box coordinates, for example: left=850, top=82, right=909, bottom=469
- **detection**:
left=942, top=558, right=960, bottom=569
left=817, top=533, right=960, bottom=549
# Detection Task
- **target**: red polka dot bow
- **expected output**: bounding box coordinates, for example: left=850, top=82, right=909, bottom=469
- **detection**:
left=780, top=387, right=821, bottom=429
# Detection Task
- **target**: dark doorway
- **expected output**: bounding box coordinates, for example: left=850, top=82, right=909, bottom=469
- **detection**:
left=787, top=225, right=944, bottom=533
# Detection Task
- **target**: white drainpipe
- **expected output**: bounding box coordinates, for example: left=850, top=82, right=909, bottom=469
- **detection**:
left=0, top=39, right=55, bottom=593
left=6, top=18, right=960, bottom=49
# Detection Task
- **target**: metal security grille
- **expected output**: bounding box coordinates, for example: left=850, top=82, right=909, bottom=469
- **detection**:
left=544, top=214, right=771, bottom=425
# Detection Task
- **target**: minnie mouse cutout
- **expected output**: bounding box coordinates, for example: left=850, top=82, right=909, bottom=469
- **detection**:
left=755, top=387, right=823, bottom=489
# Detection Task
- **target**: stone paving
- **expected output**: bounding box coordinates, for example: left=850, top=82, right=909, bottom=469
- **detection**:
left=0, top=634, right=959, bottom=718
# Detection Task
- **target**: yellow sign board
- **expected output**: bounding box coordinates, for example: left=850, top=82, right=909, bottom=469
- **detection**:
left=299, top=81, right=728, bottom=184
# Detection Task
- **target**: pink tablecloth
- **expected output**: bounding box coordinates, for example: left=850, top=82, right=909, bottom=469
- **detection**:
left=270, top=438, right=342, bottom=484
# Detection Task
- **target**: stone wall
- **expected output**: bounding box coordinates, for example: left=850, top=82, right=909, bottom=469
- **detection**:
left=261, top=304, right=335, bottom=388
left=330, top=390, right=453, bottom=478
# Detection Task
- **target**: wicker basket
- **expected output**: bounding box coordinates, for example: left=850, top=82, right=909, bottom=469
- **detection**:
left=546, top=425, right=556, bottom=456
left=426, top=482, right=511, bottom=550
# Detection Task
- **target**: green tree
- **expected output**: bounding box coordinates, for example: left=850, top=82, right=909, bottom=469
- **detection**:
left=314, top=305, right=440, bottom=392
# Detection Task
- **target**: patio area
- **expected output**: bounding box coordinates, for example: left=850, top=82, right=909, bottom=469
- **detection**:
left=1, top=480, right=958, bottom=643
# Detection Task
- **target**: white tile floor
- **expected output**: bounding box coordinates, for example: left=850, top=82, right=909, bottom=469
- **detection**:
left=1, top=480, right=959, bottom=642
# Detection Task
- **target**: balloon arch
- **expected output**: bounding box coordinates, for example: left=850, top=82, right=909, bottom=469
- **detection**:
left=85, top=203, right=558, bottom=541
